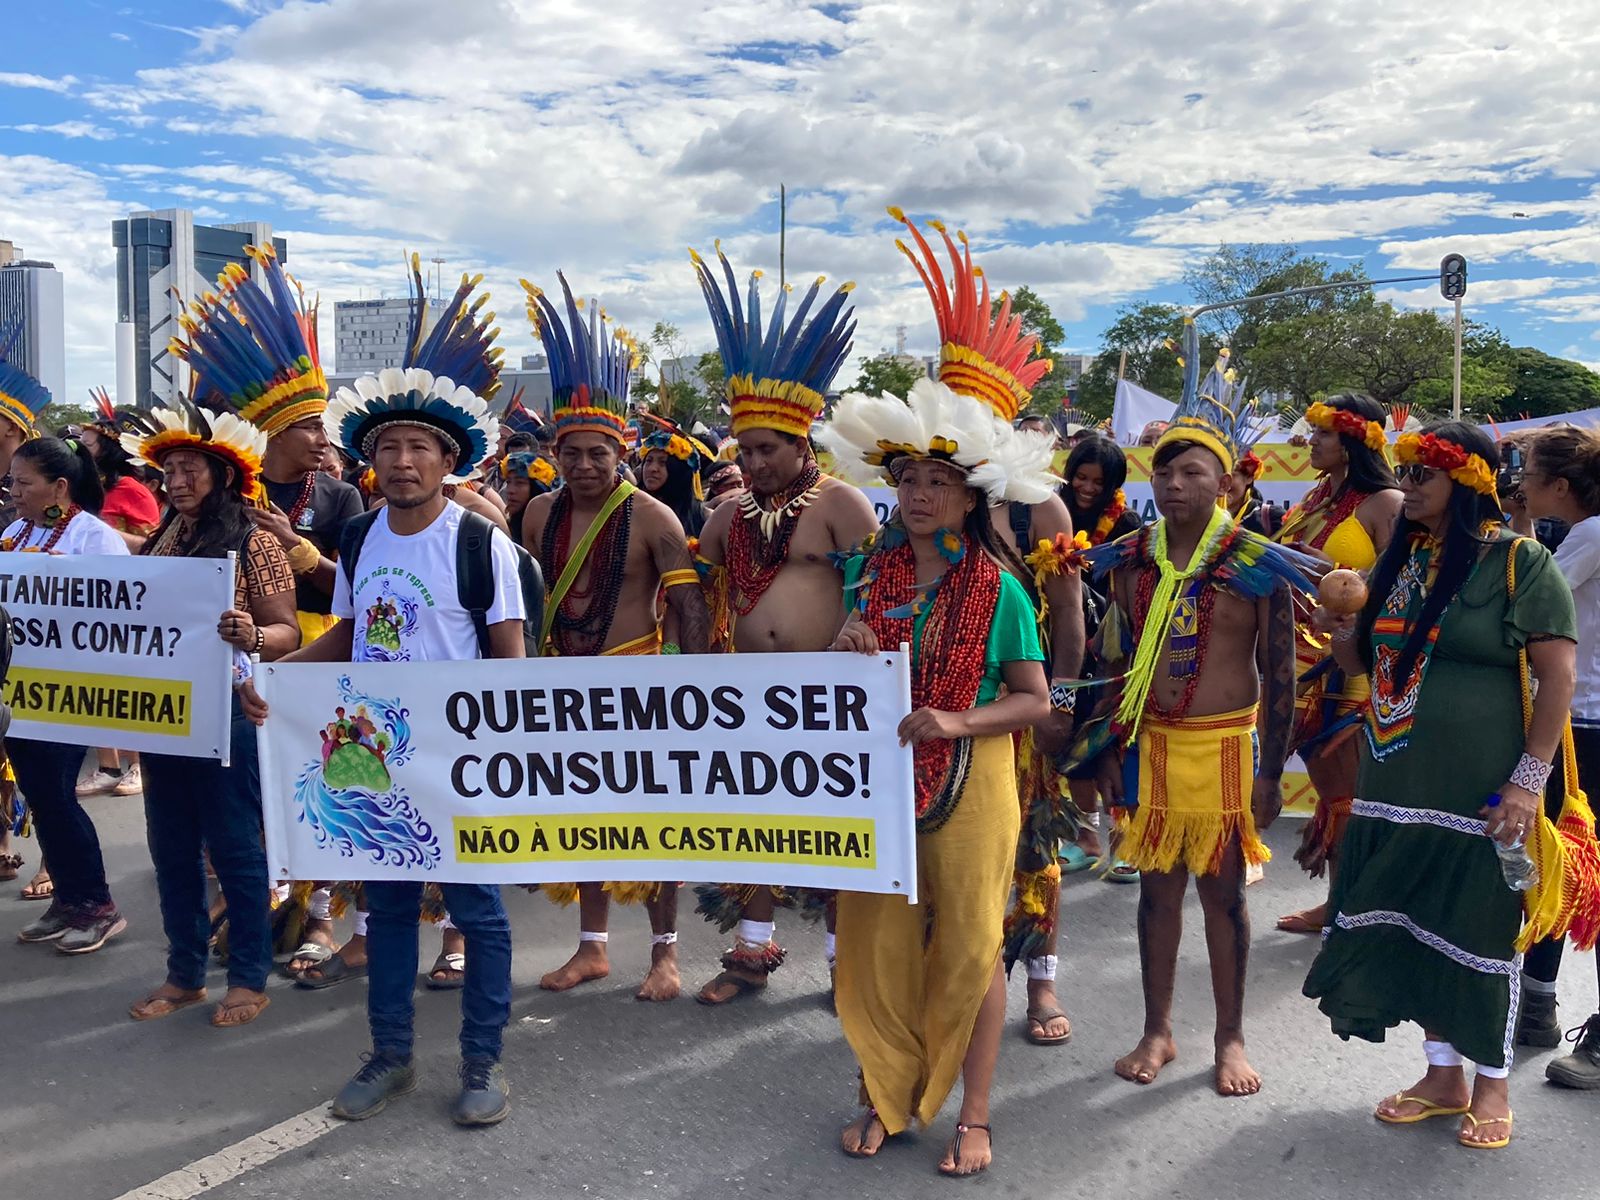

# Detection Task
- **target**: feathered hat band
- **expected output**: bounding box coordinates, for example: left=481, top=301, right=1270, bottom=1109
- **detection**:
left=818, top=378, right=1057, bottom=505
left=691, top=243, right=855, bottom=440
left=119, top=401, right=269, bottom=502
left=888, top=207, right=1051, bottom=424
left=325, top=254, right=502, bottom=468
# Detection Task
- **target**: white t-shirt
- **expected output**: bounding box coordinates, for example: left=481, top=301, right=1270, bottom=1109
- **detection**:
left=1, top=510, right=129, bottom=557
left=1556, top=515, right=1600, bottom=722
left=332, top=502, right=525, bottom=663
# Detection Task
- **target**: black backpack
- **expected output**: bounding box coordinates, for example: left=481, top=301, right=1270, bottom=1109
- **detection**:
left=338, top=508, right=545, bottom=658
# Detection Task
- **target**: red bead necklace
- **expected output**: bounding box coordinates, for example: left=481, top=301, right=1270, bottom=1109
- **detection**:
left=727, top=462, right=823, bottom=616
left=4, top=504, right=83, bottom=553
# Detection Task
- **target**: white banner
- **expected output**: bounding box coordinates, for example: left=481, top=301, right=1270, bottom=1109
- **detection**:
left=257, top=651, right=918, bottom=898
left=0, top=554, right=237, bottom=760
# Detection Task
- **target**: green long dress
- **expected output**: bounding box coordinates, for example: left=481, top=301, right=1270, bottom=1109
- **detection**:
left=1303, top=532, right=1575, bottom=1068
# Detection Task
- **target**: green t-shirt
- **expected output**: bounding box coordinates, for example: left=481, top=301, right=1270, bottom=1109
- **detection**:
left=843, top=555, right=1044, bottom=704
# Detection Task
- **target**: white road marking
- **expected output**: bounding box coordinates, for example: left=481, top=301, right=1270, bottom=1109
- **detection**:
left=111, top=1106, right=341, bottom=1200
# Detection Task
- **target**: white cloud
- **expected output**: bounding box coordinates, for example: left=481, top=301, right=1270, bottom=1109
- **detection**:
left=13, top=0, right=1600, bottom=396
left=0, top=72, right=76, bottom=93
left=11, top=121, right=117, bottom=142
left=1379, top=276, right=1587, bottom=309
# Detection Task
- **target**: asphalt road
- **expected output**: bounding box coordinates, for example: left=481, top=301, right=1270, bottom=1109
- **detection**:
left=6, top=782, right=1598, bottom=1200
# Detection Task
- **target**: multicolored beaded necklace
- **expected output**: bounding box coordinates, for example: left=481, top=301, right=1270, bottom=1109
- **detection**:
left=2, top=504, right=83, bottom=553
left=727, top=461, right=823, bottom=616
left=541, top=485, right=633, bottom=657
left=858, top=536, right=1000, bottom=831
left=282, top=471, right=317, bottom=527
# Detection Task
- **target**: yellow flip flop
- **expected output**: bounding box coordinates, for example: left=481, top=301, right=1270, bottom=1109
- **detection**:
left=1374, top=1092, right=1470, bottom=1124
left=1457, top=1111, right=1514, bottom=1150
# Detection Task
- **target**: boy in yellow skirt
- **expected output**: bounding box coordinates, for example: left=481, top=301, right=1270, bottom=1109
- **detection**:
left=1071, top=323, right=1310, bottom=1096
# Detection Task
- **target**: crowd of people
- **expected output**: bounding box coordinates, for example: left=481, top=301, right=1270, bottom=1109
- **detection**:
left=2, top=213, right=1598, bottom=1176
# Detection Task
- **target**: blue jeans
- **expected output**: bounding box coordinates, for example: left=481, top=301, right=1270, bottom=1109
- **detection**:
left=7, top=738, right=113, bottom=916
left=365, top=881, right=511, bottom=1062
left=142, top=701, right=271, bottom=991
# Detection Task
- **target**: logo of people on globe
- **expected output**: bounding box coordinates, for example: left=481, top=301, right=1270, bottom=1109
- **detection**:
left=293, top=676, right=440, bottom=869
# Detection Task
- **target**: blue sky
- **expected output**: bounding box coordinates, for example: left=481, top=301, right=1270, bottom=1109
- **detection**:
left=4, top=0, right=1598, bottom=402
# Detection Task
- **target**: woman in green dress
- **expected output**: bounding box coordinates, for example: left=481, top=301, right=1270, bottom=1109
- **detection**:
left=1304, top=421, right=1576, bottom=1150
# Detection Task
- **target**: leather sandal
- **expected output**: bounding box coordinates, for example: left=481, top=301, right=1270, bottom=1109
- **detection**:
left=130, top=987, right=207, bottom=1022
left=938, top=1123, right=992, bottom=1177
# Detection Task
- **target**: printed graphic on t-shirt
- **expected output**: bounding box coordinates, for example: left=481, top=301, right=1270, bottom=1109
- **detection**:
left=354, top=569, right=432, bottom=662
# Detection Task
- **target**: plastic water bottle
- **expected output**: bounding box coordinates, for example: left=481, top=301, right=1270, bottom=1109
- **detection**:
left=1487, top=797, right=1540, bottom=891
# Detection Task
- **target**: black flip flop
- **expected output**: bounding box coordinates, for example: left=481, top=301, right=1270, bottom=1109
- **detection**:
left=295, top=953, right=367, bottom=990
left=423, top=951, right=466, bottom=990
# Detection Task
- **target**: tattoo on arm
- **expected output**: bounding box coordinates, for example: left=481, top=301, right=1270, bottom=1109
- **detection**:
left=1258, top=584, right=1296, bottom=776
left=653, top=516, right=711, bottom=654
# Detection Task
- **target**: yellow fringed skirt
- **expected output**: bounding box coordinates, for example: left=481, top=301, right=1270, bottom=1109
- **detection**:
left=835, top=732, right=1020, bottom=1135
left=1118, top=704, right=1269, bottom=877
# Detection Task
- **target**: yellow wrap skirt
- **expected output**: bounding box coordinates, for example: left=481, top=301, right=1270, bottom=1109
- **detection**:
left=835, top=732, right=1020, bottom=1135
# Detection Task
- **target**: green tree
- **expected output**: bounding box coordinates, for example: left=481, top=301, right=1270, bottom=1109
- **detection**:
left=1184, top=244, right=1370, bottom=355
left=36, top=403, right=98, bottom=434
left=850, top=354, right=925, bottom=398
left=1327, top=305, right=1454, bottom=406
left=693, top=351, right=726, bottom=410
left=1407, top=322, right=1515, bottom=418
left=1076, top=302, right=1195, bottom=412
left=1499, top=347, right=1600, bottom=418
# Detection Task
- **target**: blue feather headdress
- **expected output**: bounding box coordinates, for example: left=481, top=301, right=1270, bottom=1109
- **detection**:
left=324, top=253, right=501, bottom=468
left=0, top=317, right=50, bottom=438
left=1154, top=318, right=1254, bottom=473
left=519, top=272, right=637, bottom=447
left=171, top=243, right=326, bottom=438
left=690, top=242, right=855, bottom=439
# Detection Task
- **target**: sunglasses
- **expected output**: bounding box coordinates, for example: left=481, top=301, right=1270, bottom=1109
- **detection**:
left=1395, top=464, right=1439, bottom=484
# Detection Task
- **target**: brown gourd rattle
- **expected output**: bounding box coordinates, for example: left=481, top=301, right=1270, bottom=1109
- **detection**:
left=1318, top=568, right=1368, bottom=616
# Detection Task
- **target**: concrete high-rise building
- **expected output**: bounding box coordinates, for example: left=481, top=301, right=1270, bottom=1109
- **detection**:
left=0, top=256, right=66, bottom=410
left=334, top=297, right=440, bottom=374
left=0, top=241, right=20, bottom=267
left=111, top=209, right=287, bottom=408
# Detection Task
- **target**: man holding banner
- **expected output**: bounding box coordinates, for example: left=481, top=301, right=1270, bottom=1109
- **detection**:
left=519, top=273, right=711, bottom=1003
left=686, top=243, right=876, bottom=1005
left=246, top=270, right=525, bottom=1127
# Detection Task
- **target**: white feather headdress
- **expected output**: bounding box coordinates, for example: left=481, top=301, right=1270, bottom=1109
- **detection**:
left=818, top=378, right=1057, bottom=505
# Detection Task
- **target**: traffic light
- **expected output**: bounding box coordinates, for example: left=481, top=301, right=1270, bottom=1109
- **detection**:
left=1440, top=254, right=1468, bottom=300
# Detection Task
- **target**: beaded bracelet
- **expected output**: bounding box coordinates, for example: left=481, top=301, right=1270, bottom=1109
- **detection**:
left=252, top=625, right=265, bottom=656
left=1510, top=752, right=1553, bottom=795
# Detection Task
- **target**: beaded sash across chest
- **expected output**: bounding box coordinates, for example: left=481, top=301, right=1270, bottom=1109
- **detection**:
left=541, top=487, right=634, bottom=657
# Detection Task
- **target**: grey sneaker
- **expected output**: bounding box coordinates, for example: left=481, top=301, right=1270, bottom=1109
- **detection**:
left=331, top=1052, right=416, bottom=1121
left=451, top=1056, right=510, bottom=1126
left=56, top=911, right=127, bottom=955
left=18, top=903, right=72, bottom=943
left=1547, top=1014, right=1600, bottom=1089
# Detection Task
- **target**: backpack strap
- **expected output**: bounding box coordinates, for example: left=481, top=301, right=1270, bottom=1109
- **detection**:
left=455, top=509, right=496, bottom=658
left=336, top=509, right=383, bottom=594
left=1007, top=501, right=1032, bottom=554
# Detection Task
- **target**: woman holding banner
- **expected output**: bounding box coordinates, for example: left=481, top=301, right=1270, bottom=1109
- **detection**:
left=5, top=436, right=132, bottom=955
left=819, top=379, right=1054, bottom=1178
left=119, top=402, right=300, bottom=1027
